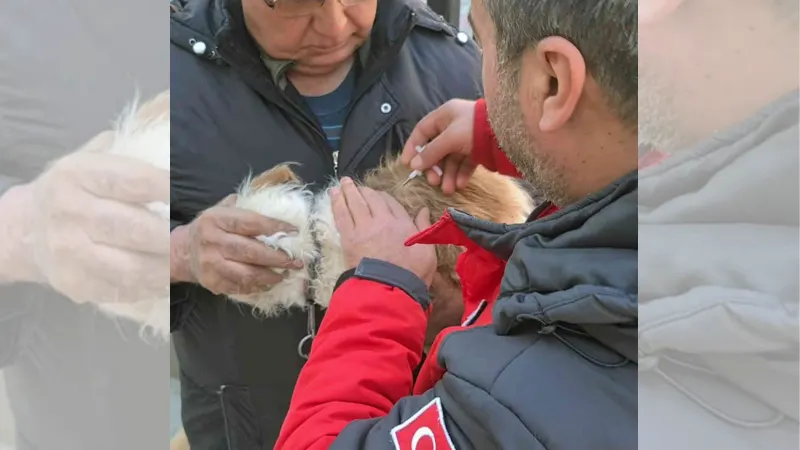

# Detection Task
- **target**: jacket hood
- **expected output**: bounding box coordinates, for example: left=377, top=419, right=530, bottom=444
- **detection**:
left=448, top=171, right=638, bottom=361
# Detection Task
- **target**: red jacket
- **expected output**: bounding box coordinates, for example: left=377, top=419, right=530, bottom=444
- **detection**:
left=274, top=99, right=557, bottom=450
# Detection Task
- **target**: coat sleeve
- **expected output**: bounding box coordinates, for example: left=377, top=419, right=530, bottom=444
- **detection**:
left=470, top=99, right=521, bottom=178
left=275, top=258, right=497, bottom=450
left=275, top=258, right=435, bottom=449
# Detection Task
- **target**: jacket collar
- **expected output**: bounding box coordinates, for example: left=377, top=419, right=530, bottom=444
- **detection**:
left=450, top=171, right=638, bottom=360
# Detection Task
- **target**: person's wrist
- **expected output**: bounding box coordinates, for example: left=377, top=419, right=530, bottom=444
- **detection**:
left=170, top=225, right=195, bottom=284
left=354, top=258, right=431, bottom=310
left=0, top=184, right=39, bottom=283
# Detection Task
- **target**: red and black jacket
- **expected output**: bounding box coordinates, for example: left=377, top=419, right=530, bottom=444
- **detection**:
left=275, top=99, right=568, bottom=450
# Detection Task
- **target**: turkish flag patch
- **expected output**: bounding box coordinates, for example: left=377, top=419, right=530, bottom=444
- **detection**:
left=390, top=397, right=456, bottom=450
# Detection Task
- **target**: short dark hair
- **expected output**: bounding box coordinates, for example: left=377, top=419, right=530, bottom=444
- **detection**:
left=483, top=0, right=638, bottom=128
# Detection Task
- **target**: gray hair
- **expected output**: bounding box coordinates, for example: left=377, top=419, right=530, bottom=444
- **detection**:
left=483, top=0, right=638, bottom=128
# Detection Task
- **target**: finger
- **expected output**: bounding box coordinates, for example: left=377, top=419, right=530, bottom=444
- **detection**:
left=359, top=187, right=391, bottom=218
left=216, top=260, right=286, bottom=293
left=455, top=161, right=477, bottom=190
left=81, top=244, right=170, bottom=298
left=408, top=125, right=463, bottom=172
left=424, top=162, right=444, bottom=187
left=400, top=107, right=451, bottom=165
left=441, top=156, right=462, bottom=196
left=414, top=207, right=433, bottom=231
left=70, top=153, right=170, bottom=204
left=381, top=193, right=414, bottom=223
left=217, top=233, right=302, bottom=269
left=377, top=191, right=403, bottom=218
left=340, top=177, right=372, bottom=226
left=330, top=186, right=355, bottom=233
left=211, top=207, right=297, bottom=237
left=83, top=197, right=170, bottom=254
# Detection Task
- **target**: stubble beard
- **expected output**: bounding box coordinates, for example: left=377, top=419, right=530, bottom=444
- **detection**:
left=487, top=67, right=572, bottom=206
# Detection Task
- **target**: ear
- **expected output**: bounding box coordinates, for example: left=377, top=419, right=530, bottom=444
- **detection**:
left=250, top=163, right=302, bottom=189
left=523, top=36, right=586, bottom=132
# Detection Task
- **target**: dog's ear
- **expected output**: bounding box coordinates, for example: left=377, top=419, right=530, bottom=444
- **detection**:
left=250, top=163, right=302, bottom=189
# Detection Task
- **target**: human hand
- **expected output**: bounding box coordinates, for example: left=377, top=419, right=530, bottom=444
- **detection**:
left=400, top=99, right=478, bottom=195
left=426, top=273, right=465, bottom=346
left=15, top=131, right=171, bottom=304
left=331, top=177, right=437, bottom=286
left=173, top=195, right=304, bottom=295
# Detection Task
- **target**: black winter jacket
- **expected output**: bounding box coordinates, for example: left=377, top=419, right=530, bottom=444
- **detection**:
left=276, top=173, right=639, bottom=450
left=169, top=0, right=482, bottom=447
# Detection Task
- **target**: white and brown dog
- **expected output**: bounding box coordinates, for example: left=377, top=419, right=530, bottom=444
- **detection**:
left=228, top=157, right=533, bottom=317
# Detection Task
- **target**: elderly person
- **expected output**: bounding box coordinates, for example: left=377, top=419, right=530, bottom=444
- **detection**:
left=168, top=0, right=481, bottom=447
left=275, top=0, right=638, bottom=448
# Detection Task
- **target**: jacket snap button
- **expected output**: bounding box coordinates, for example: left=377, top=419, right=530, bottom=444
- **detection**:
left=380, top=103, right=392, bottom=114
left=192, top=40, right=207, bottom=55
left=456, top=32, right=469, bottom=44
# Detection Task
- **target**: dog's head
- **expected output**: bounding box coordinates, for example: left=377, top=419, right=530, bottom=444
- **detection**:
left=359, top=157, right=533, bottom=283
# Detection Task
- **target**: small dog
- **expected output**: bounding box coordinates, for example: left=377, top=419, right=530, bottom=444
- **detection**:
left=228, top=158, right=533, bottom=315
left=97, top=90, right=170, bottom=340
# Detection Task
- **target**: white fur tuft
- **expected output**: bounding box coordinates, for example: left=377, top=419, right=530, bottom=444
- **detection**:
left=309, top=181, right=347, bottom=308
left=227, top=182, right=318, bottom=316
left=95, top=91, right=170, bottom=341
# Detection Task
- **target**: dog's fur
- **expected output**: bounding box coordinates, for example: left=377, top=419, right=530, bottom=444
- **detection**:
left=97, top=90, right=170, bottom=340
left=228, top=158, right=533, bottom=315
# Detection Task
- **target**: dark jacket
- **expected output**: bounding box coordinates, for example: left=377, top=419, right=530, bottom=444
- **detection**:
left=276, top=171, right=639, bottom=450
left=638, top=92, right=799, bottom=449
left=169, top=0, right=483, bottom=447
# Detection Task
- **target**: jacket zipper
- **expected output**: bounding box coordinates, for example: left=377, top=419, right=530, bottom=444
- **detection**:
left=217, top=385, right=235, bottom=450
left=332, top=150, right=339, bottom=176
left=212, top=41, right=337, bottom=175
left=335, top=15, right=417, bottom=176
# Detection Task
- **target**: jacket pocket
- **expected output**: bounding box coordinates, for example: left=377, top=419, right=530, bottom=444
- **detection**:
left=218, top=385, right=268, bottom=450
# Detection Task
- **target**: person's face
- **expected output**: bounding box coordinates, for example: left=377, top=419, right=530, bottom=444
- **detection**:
left=243, top=0, right=377, bottom=76
left=639, top=0, right=797, bottom=153
left=469, top=0, right=576, bottom=205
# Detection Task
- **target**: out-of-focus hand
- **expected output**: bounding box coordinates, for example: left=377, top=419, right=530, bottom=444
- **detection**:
left=400, top=99, right=478, bottom=195
left=172, top=194, right=304, bottom=295
left=332, top=177, right=437, bottom=286
left=425, top=273, right=465, bottom=346
left=13, top=130, right=172, bottom=304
